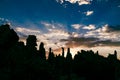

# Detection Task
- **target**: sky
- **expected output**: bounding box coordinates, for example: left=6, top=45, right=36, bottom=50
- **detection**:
left=0, top=0, right=120, bottom=58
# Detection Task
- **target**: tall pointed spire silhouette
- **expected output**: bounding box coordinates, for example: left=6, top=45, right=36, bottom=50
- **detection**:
left=66, top=48, right=72, bottom=61
left=39, top=42, right=46, bottom=60
left=62, top=47, right=64, bottom=57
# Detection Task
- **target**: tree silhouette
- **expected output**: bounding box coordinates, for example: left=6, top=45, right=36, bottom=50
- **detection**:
left=38, top=42, right=46, bottom=60
left=26, top=35, right=37, bottom=48
left=66, top=48, right=72, bottom=61
left=48, top=48, right=55, bottom=64
left=62, top=47, right=64, bottom=57
left=25, top=35, right=37, bottom=64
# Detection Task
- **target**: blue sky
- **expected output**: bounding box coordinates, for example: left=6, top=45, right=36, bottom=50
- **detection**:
left=0, top=0, right=120, bottom=58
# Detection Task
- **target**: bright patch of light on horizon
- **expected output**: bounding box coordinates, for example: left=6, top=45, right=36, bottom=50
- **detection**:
left=53, top=46, right=120, bottom=59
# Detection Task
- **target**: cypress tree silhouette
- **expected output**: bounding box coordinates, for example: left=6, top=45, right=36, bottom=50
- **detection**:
left=62, top=47, right=64, bottom=57
left=39, top=42, right=46, bottom=60
left=114, top=50, right=117, bottom=59
left=48, top=48, right=55, bottom=64
left=65, top=48, right=72, bottom=74
left=26, top=35, right=37, bottom=48
left=66, top=48, right=72, bottom=61
left=26, top=35, right=37, bottom=60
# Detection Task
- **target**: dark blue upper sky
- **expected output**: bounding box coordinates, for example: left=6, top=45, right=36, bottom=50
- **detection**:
left=0, top=0, right=120, bottom=26
left=0, top=0, right=120, bottom=56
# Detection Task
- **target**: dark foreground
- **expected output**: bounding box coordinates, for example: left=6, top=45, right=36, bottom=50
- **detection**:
left=0, top=24, right=120, bottom=80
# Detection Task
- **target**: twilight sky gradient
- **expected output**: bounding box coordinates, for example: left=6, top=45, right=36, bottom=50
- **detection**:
left=0, top=0, right=120, bottom=58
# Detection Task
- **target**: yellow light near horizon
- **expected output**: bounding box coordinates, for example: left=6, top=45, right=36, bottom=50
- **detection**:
left=53, top=46, right=120, bottom=59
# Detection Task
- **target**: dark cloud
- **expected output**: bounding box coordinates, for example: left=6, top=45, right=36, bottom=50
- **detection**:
left=61, top=37, right=99, bottom=48
left=61, top=37, right=120, bottom=48
left=93, top=40, right=120, bottom=47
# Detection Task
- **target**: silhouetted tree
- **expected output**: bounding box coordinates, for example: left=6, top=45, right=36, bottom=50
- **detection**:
left=39, top=42, right=46, bottom=60
left=48, top=48, right=55, bottom=64
left=66, top=48, right=72, bottom=61
left=26, top=35, right=37, bottom=48
left=114, top=50, right=117, bottom=59
left=62, top=47, right=64, bottom=57
left=65, top=48, right=72, bottom=74
left=25, top=35, right=37, bottom=65
left=0, top=24, right=19, bottom=50
left=0, top=24, right=19, bottom=67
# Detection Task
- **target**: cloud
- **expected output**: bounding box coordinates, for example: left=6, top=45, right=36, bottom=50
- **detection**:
left=41, top=21, right=69, bottom=47
left=57, top=0, right=92, bottom=5
left=84, top=24, right=120, bottom=41
left=0, top=17, right=4, bottom=21
left=56, top=0, right=64, bottom=4
left=14, top=22, right=120, bottom=57
left=77, top=0, right=91, bottom=5
left=61, top=37, right=98, bottom=47
left=15, top=21, right=70, bottom=50
left=15, top=27, right=41, bottom=36
left=41, top=21, right=55, bottom=29
left=82, top=24, right=96, bottom=30
left=71, top=24, right=82, bottom=30
left=0, top=17, right=11, bottom=25
left=71, top=24, right=96, bottom=30
left=61, top=36, right=120, bottom=48
left=41, top=21, right=66, bottom=31
left=84, top=11, right=94, bottom=16
left=41, top=21, right=70, bottom=49
left=71, top=32, right=83, bottom=37
left=59, top=24, right=120, bottom=49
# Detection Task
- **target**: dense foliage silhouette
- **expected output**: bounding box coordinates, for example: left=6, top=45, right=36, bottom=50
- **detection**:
left=0, top=24, right=120, bottom=80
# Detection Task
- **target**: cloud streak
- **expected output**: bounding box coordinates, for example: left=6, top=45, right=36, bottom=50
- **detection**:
left=15, top=21, right=70, bottom=50
left=71, top=24, right=82, bottom=30
left=84, top=24, right=120, bottom=41
left=57, top=0, right=92, bottom=5
left=0, top=17, right=11, bottom=25
left=61, top=37, right=120, bottom=48
left=82, top=24, right=96, bottom=30
left=84, top=11, right=94, bottom=16
left=13, top=21, right=120, bottom=57
left=60, top=24, right=120, bottom=49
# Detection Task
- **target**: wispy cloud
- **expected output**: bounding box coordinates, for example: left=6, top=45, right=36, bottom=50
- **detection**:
left=61, top=36, right=120, bottom=48
left=56, top=0, right=92, bottom=5
left=59, top=23, right=120, bottom=49
left=16, top=22, right=120, bottom=49
left=84, top=24, right=120, bottom=41
left=16, top=27, right=41, bottom=34
left=41, top=21, right=69, bottom=49
left=56, top=0, right=64, bottom=4
left=9, top=21, right=120, bottom=57
left=84, top=10, right=94, bottom=16
left=0, top=17, right=11, bottom=25
left=15, top=27, right=42, bottom=44
left=71, top=24, right=82, bottom=30
left=41, top=21, right=56, bottom=29
left=82, top=24, right=96, bottom=30
left=15, top=21, right=70, bottom=50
